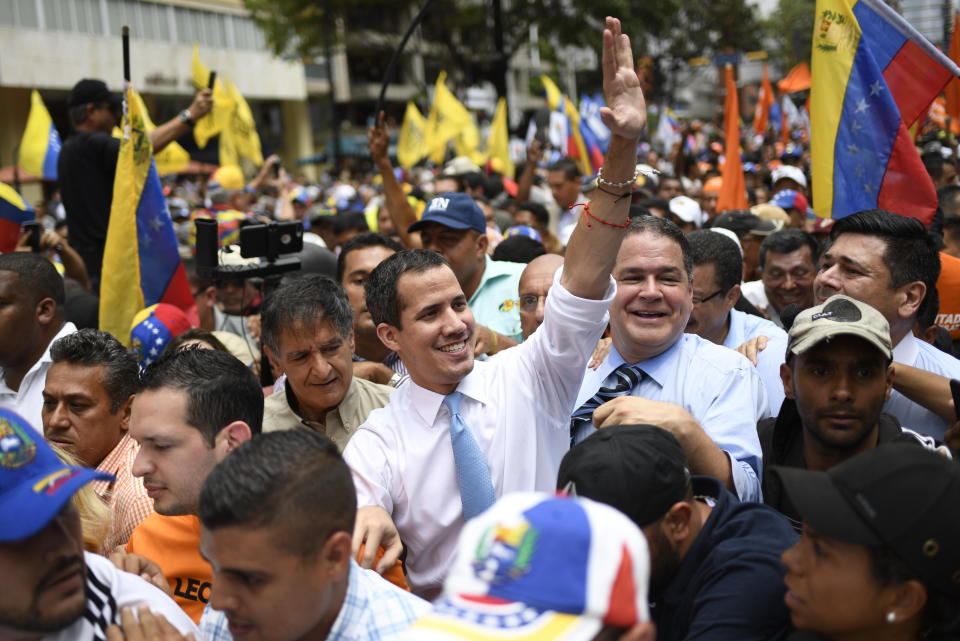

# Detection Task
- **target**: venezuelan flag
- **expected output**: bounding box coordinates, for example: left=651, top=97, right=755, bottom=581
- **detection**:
left=811, top=0, right=960, bottom=224
left=99, top=85, right=192, bottom=345
left=19, top=90, right=61, bottom=181
left=0, top=183, right=34, bottom=253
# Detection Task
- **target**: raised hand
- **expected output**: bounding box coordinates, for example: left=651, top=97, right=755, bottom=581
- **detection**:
left=599, top=17, right=646, bottom=141
left=368, top=111, right=390, bottom=164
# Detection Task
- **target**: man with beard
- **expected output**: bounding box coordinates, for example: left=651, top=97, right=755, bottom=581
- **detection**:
left=557, top=425, right=797, bottom=641
left=758, top=295, right=946, bottom=529
left=0, top=408, right=196, bottom=641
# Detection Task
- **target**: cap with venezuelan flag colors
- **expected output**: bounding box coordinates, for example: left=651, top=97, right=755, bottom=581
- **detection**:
left=0, top=408, right=112, bottom=542
left=399, top=492, right=650, bottom=640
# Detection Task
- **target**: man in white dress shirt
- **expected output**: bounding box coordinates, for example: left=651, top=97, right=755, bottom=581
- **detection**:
left=0, top=253, right=77, bottom=433
left=342, top=16, right=645, bottom=598
left=815, top=209, right=960, bottom=439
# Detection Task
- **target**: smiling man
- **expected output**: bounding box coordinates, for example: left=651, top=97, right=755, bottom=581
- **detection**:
left=0, top=407, right=197, bottom=641
left=343, top=16, right=645, bottom=598
left=815, top=209, right=960, bottom=439
left=261, top=275, right=394, bottom=448
left=758, top=295, right=944, bottom=529
left=571, top=216, right=767, bottom=502
left=42, top=329, right=150, bottom=552
left=741, top=229, right=819, bottom=328
left=408, top=192, right=524, bottom=355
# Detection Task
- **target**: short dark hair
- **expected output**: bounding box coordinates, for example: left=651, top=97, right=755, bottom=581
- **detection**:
left=686, top=230, right=743, bottom=293
left=261, top=274, right=354, bottom=355
left=516, top=202, right=549, bottom=228
left=49, top=329, right=139, bottom=412
left=623, top=216, right=694, bottom=282
left=199, top=430, right=356, bottom=558
left=139, top=348, right=263, bottom=445
left=831, top=210, right=940, bottom=321
left=547, top=157, right=581, bottom=180
left=0, top=252, right=65, bottom=306
left=365, top=249, right=449, bottom=328
left=336, top=232, right=403, bottom=283
left=759, top=229, right=820, bottom=269
left=491, top=236, right=547, bottom=263
left=164, top=328, right=230, bottom=355
left=916, top=286, right=939, bottom=331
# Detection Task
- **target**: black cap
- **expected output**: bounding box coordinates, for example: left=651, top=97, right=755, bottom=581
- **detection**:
left=712, top=210, right=779, bottom=237
left=557, top=425, right=691, bottom=528
left=68, top=78, right=121, bottom=108
left=773, top=444, right=960, bottom=598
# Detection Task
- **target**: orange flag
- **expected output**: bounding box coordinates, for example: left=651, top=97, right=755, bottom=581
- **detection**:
left=752, top=63, right=775, bottom=135
left=946, top=14, right=960, bottom=122
left=718, top=65, right=747, bottom=213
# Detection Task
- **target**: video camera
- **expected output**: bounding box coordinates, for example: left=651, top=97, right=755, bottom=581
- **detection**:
left=194, top=218, right=304, bottom=280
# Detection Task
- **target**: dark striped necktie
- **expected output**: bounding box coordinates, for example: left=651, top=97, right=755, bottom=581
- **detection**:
left=569, top=363, right=644, bottom=445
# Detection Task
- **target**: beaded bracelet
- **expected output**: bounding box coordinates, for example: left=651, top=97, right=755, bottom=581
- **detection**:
left=571, top=202, right=630, bottom=229
left=597, top=165, right=640, bottom=189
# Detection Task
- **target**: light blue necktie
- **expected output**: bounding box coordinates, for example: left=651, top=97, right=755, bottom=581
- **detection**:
left=443, top=391, right=496, bottom=520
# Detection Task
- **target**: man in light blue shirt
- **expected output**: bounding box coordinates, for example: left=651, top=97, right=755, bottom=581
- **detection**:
left=409, top=193, right=525, bottom=352
left=573, top=217, right=768, bottom=502
left=686, top=230, right=788, bottom=415
left=815, top=209, right=960, bottom=439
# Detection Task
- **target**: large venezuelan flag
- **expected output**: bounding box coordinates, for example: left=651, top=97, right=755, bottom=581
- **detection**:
left=0, top=183, right=34, bottom=253
left=99, top=85, right=192, bottom=346
left=811, top=0, right=960, bottom=224
left=19, top=90, right=61, bottom=181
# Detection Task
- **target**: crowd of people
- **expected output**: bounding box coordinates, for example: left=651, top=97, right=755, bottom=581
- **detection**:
left=2, top=15, right=960, bottom=641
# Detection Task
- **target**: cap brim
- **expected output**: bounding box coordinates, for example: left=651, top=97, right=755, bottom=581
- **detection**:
left=397, top=598, right=602, bottom=641
left=788, top=327, right=891, bottom=360
left=0, top=465, right=113, bottom=542
left=771, top=466, right=881, bottom=546
left=408, top=216, right=481, bottom=234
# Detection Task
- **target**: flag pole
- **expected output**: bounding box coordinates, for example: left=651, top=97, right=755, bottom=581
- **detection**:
left=374, top=0, right=437, bottom=119
left=122, top=26, right=131, bottom=84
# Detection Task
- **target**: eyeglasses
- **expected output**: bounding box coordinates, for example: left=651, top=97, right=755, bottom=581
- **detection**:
left=692, top=289, right=724, bottom=306
left=762, top=268, right=813, bottom=284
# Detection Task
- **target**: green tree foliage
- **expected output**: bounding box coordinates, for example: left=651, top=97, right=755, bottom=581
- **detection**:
left=243, top=0, right=765, bottom=96
left=764, top=0, right=815, bottom=70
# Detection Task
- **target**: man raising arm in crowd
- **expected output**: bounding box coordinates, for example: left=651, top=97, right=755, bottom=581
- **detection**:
left=342, top=16, right=646, bottom=598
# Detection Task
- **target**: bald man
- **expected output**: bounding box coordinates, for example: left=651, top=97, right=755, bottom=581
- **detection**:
left=518, top=254, right=565, bottom=339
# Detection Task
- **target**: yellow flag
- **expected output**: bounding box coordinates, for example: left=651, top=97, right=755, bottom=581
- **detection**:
left=397, top=102, right=427, bottom=169
left=100, top=85, right=150, bottom=344
left=485, top=97, right=514, bottom=177
left=225, top=79, right=263, bottom=166
left=540, top=75, right=563, bottom=111
left=191, top=44, right=233, bottom=149
left=129, top=90, right=190, bottom=175
left=19, top=90, right=62, bottom=180
left=426, top=72, right=480, bottom=164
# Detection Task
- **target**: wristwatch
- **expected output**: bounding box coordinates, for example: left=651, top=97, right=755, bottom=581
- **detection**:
left=178, top=109, right=194, bottom=126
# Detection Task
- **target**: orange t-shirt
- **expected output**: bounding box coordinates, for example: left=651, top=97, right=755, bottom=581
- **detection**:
left=936, top=252, right=960, bottom=340
left=127, top=514, right=411, bottom=624
left=126, top=514, right=211, bottom=623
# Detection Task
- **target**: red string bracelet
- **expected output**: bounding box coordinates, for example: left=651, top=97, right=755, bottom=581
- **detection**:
left=570, top=202, right=630, bottom=229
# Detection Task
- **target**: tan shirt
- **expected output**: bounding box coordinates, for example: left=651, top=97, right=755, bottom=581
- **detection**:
left=263, top=376, right=394, bottom=451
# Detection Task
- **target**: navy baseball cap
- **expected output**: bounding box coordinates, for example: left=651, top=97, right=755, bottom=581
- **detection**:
left=408, top=192, right=486, bottom=234
left=0, top=408, right=113, bottom=542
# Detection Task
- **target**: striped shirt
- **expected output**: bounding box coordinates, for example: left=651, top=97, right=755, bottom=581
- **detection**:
left=91, top=433, right=154, bottom=552
left=199, top=560, right=429, bottom=641
left=40, top=551, right=198, bottom=641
